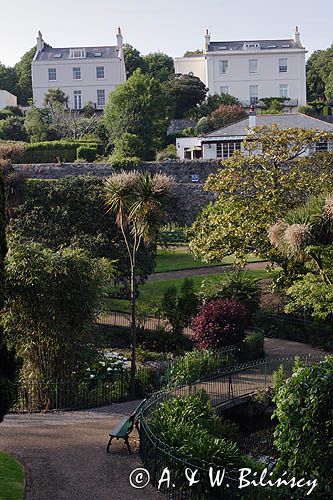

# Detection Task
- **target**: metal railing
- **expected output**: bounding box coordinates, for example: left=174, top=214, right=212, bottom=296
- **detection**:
left=139, top=353, right=327, bottom=499
left=10, top=345, right=239, bottom=412
left=97, top=311, right=193, bottom=335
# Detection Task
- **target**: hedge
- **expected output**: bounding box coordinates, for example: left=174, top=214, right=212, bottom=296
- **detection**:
left=16, top=141, right=98, bottom=164
left=77, top=145, right=97, bottom=162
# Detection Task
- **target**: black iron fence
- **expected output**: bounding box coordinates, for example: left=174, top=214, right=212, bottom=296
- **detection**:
left=138, top=354, right=327, bottom=500
left=97, top=311, right=193, bottom=335
left=10, top=345, right=239, bottom=412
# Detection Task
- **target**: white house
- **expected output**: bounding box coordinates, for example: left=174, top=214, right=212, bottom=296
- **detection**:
left=0, top=90, right=17, bottom=109
left=176, top=113, right=333, bottom=160
left=31, top=29, right=126, bottom=110
left=175, top=27, right=307, bottom=111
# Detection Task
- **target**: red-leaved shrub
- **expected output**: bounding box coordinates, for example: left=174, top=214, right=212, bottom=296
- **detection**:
left=192, top=298, right=248, bottom=350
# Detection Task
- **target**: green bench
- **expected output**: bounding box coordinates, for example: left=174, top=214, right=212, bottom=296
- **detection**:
left=106, top=399, right=146, bottom=455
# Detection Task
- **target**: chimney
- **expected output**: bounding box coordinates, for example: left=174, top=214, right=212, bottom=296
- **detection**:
left=248, top=106, right=256, bottom=128
left=204, top=28, right=210, bottom=52
left=294, top=26, right=301, bottom=45
left=117, top=26, right=123, bottom=48
left=36, top=31, right=44, bottom=52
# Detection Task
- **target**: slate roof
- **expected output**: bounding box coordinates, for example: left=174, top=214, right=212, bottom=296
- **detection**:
left=208, top=39, right=303, bottom=51
left=34, top=46, right=119, bottom=62
left=204, top=114, right=333, bottom=138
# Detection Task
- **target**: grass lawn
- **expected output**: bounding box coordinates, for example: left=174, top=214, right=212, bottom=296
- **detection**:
left=0, top=452, right=25, bottom=500
left=155, top=248, right=264, bottom=273
left=107, top=269, right=278, bottom=314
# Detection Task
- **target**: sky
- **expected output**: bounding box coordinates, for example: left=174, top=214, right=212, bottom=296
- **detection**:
left=0, top=0, right=332, bottom=66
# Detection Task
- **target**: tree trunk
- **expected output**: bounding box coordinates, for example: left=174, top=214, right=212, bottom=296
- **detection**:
left=129, top=263, right=137, bottom=398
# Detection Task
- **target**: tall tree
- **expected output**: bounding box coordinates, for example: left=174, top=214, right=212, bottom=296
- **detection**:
left=3, top=242, right=107, bottom=383
left=14, top=46, right=36, bottom=105
left=164, top=74, right=208, bottom=118
left=8, top=176, right=156, bottom=290
left=189, top=126, right=333, bottom=264
left=0, top=63, right=19, bottom=97
left=123, top=44, right=148, bottom=77
left=105, top=171, right=174, bottom=397
left=192, top=92, right=241, bottom=120
left=306, top=45, right=333, bottom=102
left=104, top=69, right=172, bottom=159
left=0, top=170, right=15, bottom=422
left=144, top=52, right=174, bottom=82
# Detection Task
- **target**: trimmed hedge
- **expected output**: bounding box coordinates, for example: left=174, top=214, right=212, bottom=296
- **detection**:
left=16, top=141, right=98, bottom=164
left=77, top=145, right=97, bottom=162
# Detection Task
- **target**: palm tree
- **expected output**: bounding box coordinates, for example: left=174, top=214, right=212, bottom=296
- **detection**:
left=105, top=171, right=174, bottom=397
left=268, top=193, right=333, bottom=284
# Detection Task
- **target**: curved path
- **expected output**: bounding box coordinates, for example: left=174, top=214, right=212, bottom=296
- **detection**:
left=148, top=261, right=269, bottom=282
left=0, top=401, right=161, bottom=500
left=0, top=339, right=328, bottom=500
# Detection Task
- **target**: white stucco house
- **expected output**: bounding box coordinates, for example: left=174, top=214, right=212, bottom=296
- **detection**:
left=0, top=90, right=17, bottom=109
left=31, top=29, right=126, bottom=110
left=176, top=113, right=333, bottom=160
left=175, top=27, right=307, bottom=111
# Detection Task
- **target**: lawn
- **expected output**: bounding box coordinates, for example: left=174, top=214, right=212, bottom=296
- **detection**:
left=155, top=248, right=264, bottom=273
left=0, top=452, right=25, bottom=500
left=107, top=269, right=278, bottom=314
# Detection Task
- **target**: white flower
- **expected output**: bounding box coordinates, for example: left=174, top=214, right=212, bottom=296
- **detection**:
left=90, top=374, right=95, bottom=379
left=107, top=367, right=112, bottom=372
left=99, top=361, right=106, bottom=367
left=86, top=368, right=91, bottom=372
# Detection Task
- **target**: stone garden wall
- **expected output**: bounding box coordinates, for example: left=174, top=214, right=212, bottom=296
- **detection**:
left=13, top=160, right=222, bottom=225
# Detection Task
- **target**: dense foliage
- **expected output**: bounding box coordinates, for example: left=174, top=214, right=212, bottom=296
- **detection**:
left=104, top=70, right=172, bottom=159
left=0, top=169, right=16, bottom=422
left=160, top=278, right=199, bottom=333
left=192, top=299, right=248, bottom=350
left=200, top=271, right=261, bottom=320
left=163, top=74, right=208, bottom=119
left=273, top=357, right=333, bottom=497
left=190, top=126, right=333, bottom=265
left=8, top=176, right=155, bottom=289
left=149, top=391, right=243, bottom=467
left=3, top=242, right=107, bottom=382
left=306, top=44, right=333, bottom=102
left=269, top=193, right=333, bottom=320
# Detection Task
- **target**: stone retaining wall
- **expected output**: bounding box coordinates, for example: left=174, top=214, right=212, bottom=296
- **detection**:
left=13, top=160, right=222, bottom=225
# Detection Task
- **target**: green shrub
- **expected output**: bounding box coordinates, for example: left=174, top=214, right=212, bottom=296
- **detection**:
left=76, top=145, right=97, bottom=162
left=237, top=330, right=265, bottom=361
left=156, top=144, right=178, bottom=161
left=160, top=278, right=199, bottom=333
left=200, top=270, right=261, bottom=321
left=148, top=390, right=250, bottom=496
left=158, top=225, right=189, bottom=246
left=169, top=348, right=235, bottom=386
left=274, top=357, right=333, bottom=497
left=137, top=326, right=192, bottom=353
left=107, top=154, right=141, bottom=169
left=112, top=133, right=145, bottom=158
left=19, top=141, right=97, bottom=163
left=0, top=378, right=15, bottom=422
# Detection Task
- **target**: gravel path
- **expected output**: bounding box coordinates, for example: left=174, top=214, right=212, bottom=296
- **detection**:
left=148, top=261, right=269, bottom=282
left=0, top=339, right=328, bottom=500
left=0, top=401, right=161, bottom=500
